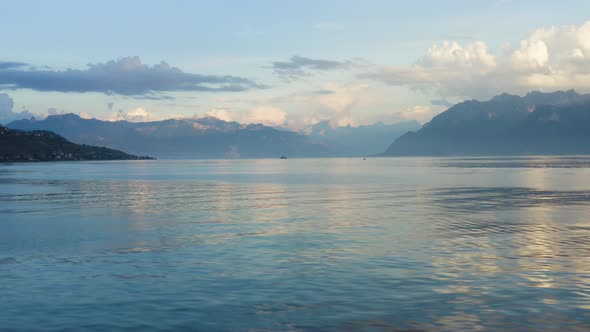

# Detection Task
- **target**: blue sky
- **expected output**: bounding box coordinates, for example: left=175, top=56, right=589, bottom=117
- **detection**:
left=1, top=0, right=590, bottom=128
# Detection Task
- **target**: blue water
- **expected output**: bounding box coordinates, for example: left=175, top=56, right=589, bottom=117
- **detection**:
left=1, top=157, right=590, bottom=331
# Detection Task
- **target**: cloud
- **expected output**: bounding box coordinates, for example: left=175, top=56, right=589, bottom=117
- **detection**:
left=203, top=81, right=381, bottom=129
left=106, top=107, right=153, bottom=122
left=205, top=108, right=234, bottom=122
left=0, top=93, right=35, bottom=124
left=360, top=41, right=498, bottom=98
left=399, top=106, right=437, bottom=124
left=315, top=83, right=365, bottom=124
left=244, top=106, right=287, bottom=127
left=272, top=56, right=352, bottom=81
left=360, top=21, right=590, bottom=99
left=79, top=111, right=93, bottom=119
left=272, top=83, right=379, bottom=129
left=124, top=108, right=151, bottom=122
left=133, top=94, right=176, bottom=100
left=0, top=56, right=265, bottom=96
left=0, top=61, right=27, bottom=70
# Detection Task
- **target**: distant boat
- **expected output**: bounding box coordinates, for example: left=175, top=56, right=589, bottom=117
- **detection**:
left=280, top=155, right=288, bottom=159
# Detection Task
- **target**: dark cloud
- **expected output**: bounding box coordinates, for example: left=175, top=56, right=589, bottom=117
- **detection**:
left=0, top=61, right=27, bottom=70
left=272, top=56, right=351, bottom=81
left=0, top=93, right=35, bottom=124
left=0, top=56, right=265, bottom=96
left=134, top=94, right=176, bottom=100
left=313, top=89, right=335, bottom=95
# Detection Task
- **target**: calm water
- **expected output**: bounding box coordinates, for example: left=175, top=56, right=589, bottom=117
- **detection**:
left=1, top=157, right=590, bottom=331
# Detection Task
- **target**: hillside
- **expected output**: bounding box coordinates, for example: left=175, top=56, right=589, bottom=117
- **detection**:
left=383, top=90, right=590, bottom=156
left=0, top=126, right=151, bottom=162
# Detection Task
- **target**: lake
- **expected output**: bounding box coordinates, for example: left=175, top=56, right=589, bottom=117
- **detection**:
left=1, top=157, right=590, bottom=331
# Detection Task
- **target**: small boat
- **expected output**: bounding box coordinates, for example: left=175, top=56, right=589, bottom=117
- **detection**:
left=280, top=155, right=288, bottom=159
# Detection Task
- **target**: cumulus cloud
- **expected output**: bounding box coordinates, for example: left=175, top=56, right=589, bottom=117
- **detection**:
left=0, top=93, right=35, bottom=124
left=206, top=82, right=417, bottom=129
left=272, top=56, right=352, bottom=81
left=205, top=108, right=234, bottom=122
left=106, top=107, right=153, bottom=122
left=123, top=108, right=151, bottom=122
left=0, top=56, right=265, bottom=96
left=360, top=21, right=590, bottom=99
left=271, top=83, right=379, bottom=129
left=312, top=83, right=370, bottom=126
left=244, top=106, right=287, bottom=127
left=360, top=41, right=499, bottom=98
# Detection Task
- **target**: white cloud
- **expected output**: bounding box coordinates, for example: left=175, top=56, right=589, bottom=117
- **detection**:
left=203, top=82, right=380, bottom=130
left=126, top=107, right=151, bottom=121
left=361, top=21, right=590, bottom=99
left=419, top=41, right=496, bottom=70
left=245, top=82, right=382, bottom=130
left=510, top=39, right=549, bottom=70
left=313, top=83, right=373, bottom=127
left=0, top=93, right=35, bottom=123
left=107, top=107, right=153, bottom=122
left=205, top=108, right=234, bottom=122
left=244, top=105, right=287, bottom=127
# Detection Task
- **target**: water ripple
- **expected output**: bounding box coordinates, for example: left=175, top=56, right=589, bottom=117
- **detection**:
left=1, top=159, right=590, bottom=331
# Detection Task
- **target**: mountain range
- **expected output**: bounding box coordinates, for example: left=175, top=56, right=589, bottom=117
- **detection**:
left=7, top=114, right=416, bottom=158
left=7, top=114, right=331, bottom=159
left=0, top=125, right=150, bottom=162
left=383, top=90, right=590, bottom=156
left=6, top=89, right=590, bottom=159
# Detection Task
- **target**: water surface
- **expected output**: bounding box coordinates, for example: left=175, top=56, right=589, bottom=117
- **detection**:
left=1, top=157, right=590, bottom=331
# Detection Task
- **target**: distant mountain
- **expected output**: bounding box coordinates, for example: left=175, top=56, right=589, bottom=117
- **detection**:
left=0, top=125, right=150, bottom=162
left=307, top=120, right=420, bottom=156
left=7, top=114, right=330, bottom=158
left=383, top=90, right=590, bottom=156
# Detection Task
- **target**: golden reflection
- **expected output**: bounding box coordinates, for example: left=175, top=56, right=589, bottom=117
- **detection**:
left=521, top=163, right=550, bottom=190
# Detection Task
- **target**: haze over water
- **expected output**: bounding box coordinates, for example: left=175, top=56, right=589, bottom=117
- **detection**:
left=1, top=157, right=590, bottom=331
